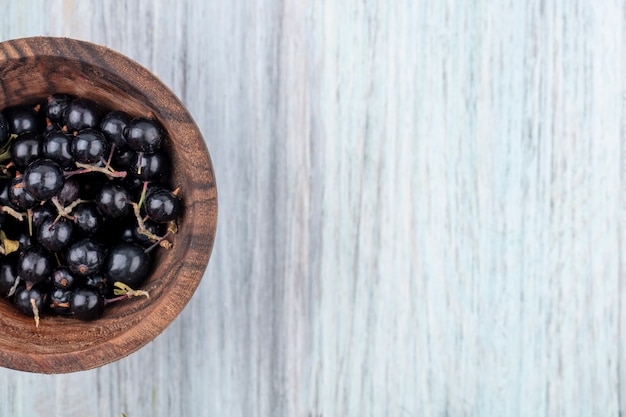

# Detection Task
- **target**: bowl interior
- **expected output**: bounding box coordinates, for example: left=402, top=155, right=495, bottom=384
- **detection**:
left=0, top=37, right=217, bottom=373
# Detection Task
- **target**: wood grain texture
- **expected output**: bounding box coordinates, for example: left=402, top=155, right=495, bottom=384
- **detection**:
left=0, top=0, right=622, bottom=415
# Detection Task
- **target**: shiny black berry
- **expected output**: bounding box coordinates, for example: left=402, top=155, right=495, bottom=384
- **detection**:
left=10, top=132, right=42, bottom=169
left=63, top=98, right=102, bottom=133
left=100, top=111, right=131, bottom=149
left=71, top=128, right=109, bottom=164
left=52, top=266, right=77, bottom=290
left=85, top=273, right=109, bottom=294
left=45, top=94, right=73, bottom=124
left=95, top=183, right=130, bottom=218
left=38, top=217, right=74, bottom=252
left=66, top=238, right=106, bottom=276
left=104, top=242, right=151, bottom=288
left=145, top=188, right=181, bottom=223
left=130, top=151, right=170, bottom=182
left=17, top=246, right=53, bottom=287
left=70, top=285, right=105, bottom=320
left=14, top=284, right=47, bottom=317
left=23, top=159, right=65, bottom=201
left=43, top=130, right=74, bottom=168
left=111, top=147, right=135, bottom=171
left=126, top=117, right=164, bottom=153
left=4, top=105, right=43, bottom=135
left=9, top=177, right=38, bottom=210
left=73, top=203, right=102, bottom=235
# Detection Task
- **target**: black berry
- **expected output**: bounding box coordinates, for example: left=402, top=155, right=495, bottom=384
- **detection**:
left=14, top=284, right=47, bottom=318
left=66, top=238, right=106, bottom=277
left=9, top=177, right=38, bottom=210
left=4, top=105, right=43, bottom=135
left=17, top=246, right=53, bottom=288
left=0, top=256, right=18, bottom=297
left=45, top=94, right=73, bottom=125
left=95, top=182, right=130, bottom=218
left=43, top=130, right=75, bottom=168
left=145, top=188, right=181, bottom=223
left=52, top=266, right=77, bottom=290
left=64, top=98, right=102, bottom=133
left=104, top=242, right=151, bottom=288
left=70, top=285, right=105, bottom=321
left=71, top=128, right=109, bottom=164
left=73, top=203, right=102, bottom=235
left=126, top=117, right=164, bottom=153
left=130, top=151, right=170, bottom=183
left=10, top=132, right=42, bottom=169
left=23, top=159, right=65, bottom=201
left=38, top=217, right=74, bottom=252
left=100, top=111, right=131, bottom=149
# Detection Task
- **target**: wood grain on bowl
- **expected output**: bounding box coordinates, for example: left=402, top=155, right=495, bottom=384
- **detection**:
left=0, top=37, right=217, bottom=374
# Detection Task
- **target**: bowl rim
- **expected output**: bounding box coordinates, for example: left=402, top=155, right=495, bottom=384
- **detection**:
left=0, top=36, right=218, bottom=373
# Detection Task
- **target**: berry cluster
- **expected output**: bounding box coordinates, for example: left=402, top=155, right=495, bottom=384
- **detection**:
left=0, top=94, right=182, bottom=325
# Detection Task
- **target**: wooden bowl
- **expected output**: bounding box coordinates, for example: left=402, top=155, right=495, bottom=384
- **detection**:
left=0, top=37, right=217, bottom=373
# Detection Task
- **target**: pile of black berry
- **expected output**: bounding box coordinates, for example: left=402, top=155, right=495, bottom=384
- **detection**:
left=0, top=94, right=182, bottom=325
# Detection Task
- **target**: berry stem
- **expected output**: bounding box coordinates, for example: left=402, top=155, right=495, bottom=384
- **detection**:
left=144, top=230, right=173, bottom=253
left=105, top=281, right=150, bottom=305
left=52, top=301, right=70, bottom=308
left=54, top=252, right=62, bottom=267
left=0, top=206, right=24, bottom=221
left=27, top=208, right=33, bottom=236
left=51, top=197, right=88, bottom=222
left=65, top=162, right=127, bottom=179
left=98, top=156, right=120, bottom=176
left=30, top=298, right=40, bottom=328
left=7, top=276, right=20, bottom=297
left=137, top=181, right=148, bottom=209
left=130, top=202, right=173, bottom=249
left=137, top=152, right=143, bottom=175
left=104, top=294, right=129, bottom=305
left=106, top=143, right=116, bottom=166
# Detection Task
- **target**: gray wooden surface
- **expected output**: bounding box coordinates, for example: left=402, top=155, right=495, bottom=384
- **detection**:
left=0, top=0, right=623, bottom=416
